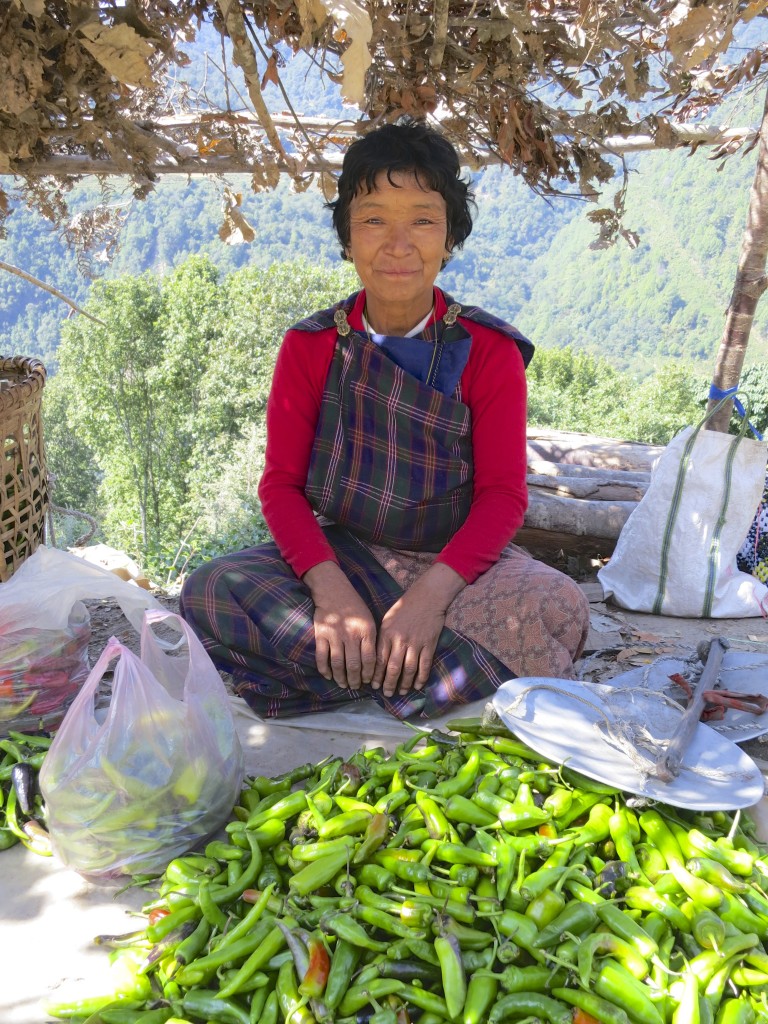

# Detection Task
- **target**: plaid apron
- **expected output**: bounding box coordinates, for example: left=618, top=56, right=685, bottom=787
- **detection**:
left=305, top=321, right=474, bottom=551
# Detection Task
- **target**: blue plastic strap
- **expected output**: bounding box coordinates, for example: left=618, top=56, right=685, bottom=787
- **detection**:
left=708, top=383, right=763, bottom=440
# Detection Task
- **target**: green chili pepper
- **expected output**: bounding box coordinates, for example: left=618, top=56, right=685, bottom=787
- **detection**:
left=352, top=903, right=428, bottom=940
left=688, top=932, right=760, bottom=988
left=421, top=839, right=496, bottom=867
left=503, top=964, right=563, bottom=992
left=275, top=959, right=316, bottom=1024
left=671, top=970, right=700, bottom=1024
left=174, top=918, right=276, bottom=987
left=564, top=801, right=614, bottom=847
left=337, top=978, right=404, bottom=1016
left=433, top=933, right=467, bottom=1019
left=171, top=914, right=211, bottom=968
left=357, top=863, right=396, bottom=891
left=352, top=812, right=389, bottom=864
left=213, top=884, right=276, bottom=952
left=472, top=875, right=499, bottom=918
left=624, top=886, right=691, bottom=933
left=429, top=878, right=471, bottom=905
left=291, top=835, right=358, bottom=862
left=594, top=958, right=664, bottom=1024
left=324, top=939, right=360, bottom=1011
left=199, top=878, right=229, bottom=931
left=373, top=852, right=431, bottom=883
left=442, top=794, right=495, bottom=827
left=714, top=999, right=757, bottom=1024
left=448, top=863, right=480, bottom=887
left=497, top=910, right=545, bottom=961
left=488, top=991, right=572, bottom=1024
left=684, top=851, right=745, bottom=892
left=247, top=790, right=308, bottom=830
left=741, top=885, right=768, bottom=921
left=719, top=892, right=768, bottom=938
left=472, top=790, right=550, bottom=833
left=248, top=985, right=271, bottom=1024
left=436, top=914, right=495, bottom=951
left=687, top=830, right=754, bottom=876
left=552, top=986, right=632, bottom=1024
left=180, top=990, right=250, bottom=1024
left=531, top=900, right=598, bottom=948
left=375, top=959, right=441, bottom=983
left=691, top=908, right=727, bottom=951
left=525, top=887, right=566, bottom=929
left=577, top=930, right=650, bottom=987
left=395, top=983, right=451, bottom=1018
left=595, top=901, right=659, bottom=959
left=217, top=916, right=299, bottom=998
left=318, top=809, right=372, bottom=840
left=206, top=832, right=264, bottom=907
left=321, top=911, right=388, bottom=952
left=462, top=972, right=498, bottom=1024
left=434, top=748, right=481, bottom=798
left=560, top=765, right=620, bottom=795
left=288, top=847, right=351, bottom=896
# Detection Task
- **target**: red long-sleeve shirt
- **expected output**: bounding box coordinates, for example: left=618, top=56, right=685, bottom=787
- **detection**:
left=258, top=289, right=529, bottom=584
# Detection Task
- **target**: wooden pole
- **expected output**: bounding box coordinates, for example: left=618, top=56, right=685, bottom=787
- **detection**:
left=706, top=85, right=768, bottom=432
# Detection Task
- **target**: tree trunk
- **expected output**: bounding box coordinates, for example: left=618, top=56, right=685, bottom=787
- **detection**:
left=706, top=84, right=768, bottom=432
left=526, top=429, right=663, bottom=472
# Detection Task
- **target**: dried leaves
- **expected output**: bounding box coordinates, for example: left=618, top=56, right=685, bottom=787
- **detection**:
left=1, top=0, right=766, bottom=251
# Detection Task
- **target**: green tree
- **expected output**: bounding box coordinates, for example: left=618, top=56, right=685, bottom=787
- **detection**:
left=54, top=272, right=176, bottom=561
left=49, top=255, right=358, bottom=581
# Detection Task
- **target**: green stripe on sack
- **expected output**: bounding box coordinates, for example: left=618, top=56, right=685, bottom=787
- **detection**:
left=653, top=393, right=754, bottom=617
left=652, top=427, right=698, bottom=615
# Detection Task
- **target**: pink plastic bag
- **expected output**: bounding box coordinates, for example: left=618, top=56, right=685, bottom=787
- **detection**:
left=40, top=610, right=244, bottom=882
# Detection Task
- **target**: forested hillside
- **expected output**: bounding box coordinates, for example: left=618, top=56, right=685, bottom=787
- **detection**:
left=2, top=128, right=765, bottom=374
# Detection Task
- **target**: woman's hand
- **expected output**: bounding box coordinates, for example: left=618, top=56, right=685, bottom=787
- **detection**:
left=372, top=563, right=466, bottom=698
left=303, top=561, right=377, bottom=689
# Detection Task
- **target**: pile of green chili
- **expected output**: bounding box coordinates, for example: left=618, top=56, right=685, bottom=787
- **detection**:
left=45, top=717, right=768, bottom=1024
left=0, top=729, right=52, bottom=855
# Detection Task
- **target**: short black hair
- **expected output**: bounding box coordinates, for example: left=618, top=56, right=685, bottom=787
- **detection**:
left=327, top=119, right=475, bottom=260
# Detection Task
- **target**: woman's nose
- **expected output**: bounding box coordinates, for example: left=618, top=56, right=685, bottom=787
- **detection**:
left=384, top=222, right=414, bottom=252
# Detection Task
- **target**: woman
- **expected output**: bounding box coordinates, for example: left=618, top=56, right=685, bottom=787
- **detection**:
left=180, top=120, right=590, bottom=720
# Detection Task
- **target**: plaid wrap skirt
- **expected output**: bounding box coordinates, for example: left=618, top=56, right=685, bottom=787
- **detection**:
left=180, top=524, right=590, bottom=720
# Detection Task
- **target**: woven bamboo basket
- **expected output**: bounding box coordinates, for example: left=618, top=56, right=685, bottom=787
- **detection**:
left=0, top=356, right=48, bottom=582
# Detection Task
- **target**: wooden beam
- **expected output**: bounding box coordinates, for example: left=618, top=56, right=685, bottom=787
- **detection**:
left=4, top=119, right=758, bottom=180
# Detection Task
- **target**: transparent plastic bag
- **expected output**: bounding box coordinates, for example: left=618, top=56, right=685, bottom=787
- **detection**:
left=39, top=609, right=244, bottom=882
left=0, top=548, right=164, bottom=735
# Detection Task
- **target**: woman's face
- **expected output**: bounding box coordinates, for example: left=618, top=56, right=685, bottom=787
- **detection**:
left=347, top=170, right=451, bottom=330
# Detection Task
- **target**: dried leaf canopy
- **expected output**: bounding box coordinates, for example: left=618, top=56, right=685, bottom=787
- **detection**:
left=1, top=0, right=767, bottom=234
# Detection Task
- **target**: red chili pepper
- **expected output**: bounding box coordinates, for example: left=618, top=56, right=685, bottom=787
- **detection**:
left=148, top=907, right=171, bottom=926
left=573, top=1011, right=602, bottom=1024
left=299, top=936, right=331, bottom=998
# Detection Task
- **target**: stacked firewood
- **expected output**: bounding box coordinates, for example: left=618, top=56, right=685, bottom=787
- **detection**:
left=520, top=429, right=663, bottom=556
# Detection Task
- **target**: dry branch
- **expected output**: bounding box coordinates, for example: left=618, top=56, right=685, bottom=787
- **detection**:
left=0, top=261, right=104, bottom=326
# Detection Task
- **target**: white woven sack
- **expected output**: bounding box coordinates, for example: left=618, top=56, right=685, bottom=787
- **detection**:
left=598, top=402, right=768, bottom=617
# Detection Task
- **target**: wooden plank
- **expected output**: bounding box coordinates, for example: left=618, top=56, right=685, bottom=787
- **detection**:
left=527, top=476, right=647, bottom=502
